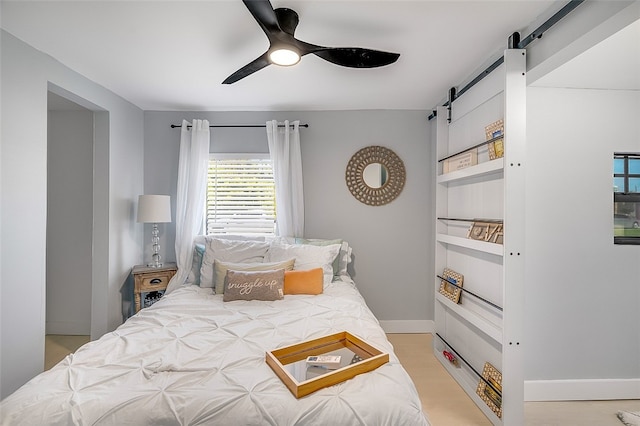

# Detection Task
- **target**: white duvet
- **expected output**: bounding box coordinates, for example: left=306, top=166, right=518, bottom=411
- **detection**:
left=1, top=280, right=429, bottom=425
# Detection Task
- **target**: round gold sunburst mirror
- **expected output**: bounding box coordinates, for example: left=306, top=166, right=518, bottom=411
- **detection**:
left=345, top=145, right=406, bottom=206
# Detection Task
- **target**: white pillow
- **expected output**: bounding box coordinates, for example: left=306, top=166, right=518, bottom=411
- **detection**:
left=185, top=243, right=206, bottom=285
left=200, top=238, right=270, bottom=289
left=214, top=258, right=295, bottom=295
left=337, top=241, right=352, bottom=277
left=271, top=237, right=352, bottom=278
left=300, top=238, right=352, bottom=277
left=265, top=243, right=341, bottom=285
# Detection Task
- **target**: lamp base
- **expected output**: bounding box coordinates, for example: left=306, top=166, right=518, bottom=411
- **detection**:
left=147, top=224, right=163, bottom=268
left=147, top=250, right=163, bottom=268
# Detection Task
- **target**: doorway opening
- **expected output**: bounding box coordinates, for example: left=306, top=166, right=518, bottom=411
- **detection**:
left=46, top=89, right=104, bottom=367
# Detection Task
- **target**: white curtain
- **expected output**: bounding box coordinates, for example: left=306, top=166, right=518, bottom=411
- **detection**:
left=266, top=120, right=304, bottom=237
left=166, top=119, right=210, bottom=293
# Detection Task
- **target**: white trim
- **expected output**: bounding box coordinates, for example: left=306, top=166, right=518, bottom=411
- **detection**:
left=380, top=320, right=434, bottom=334
left=210, top=153, right=270, bottom=160
left=46, top=321, right=90, bottom=336
left=525, top=378, right=640, bottom=401
left=500, top=48, right=527, bottom=426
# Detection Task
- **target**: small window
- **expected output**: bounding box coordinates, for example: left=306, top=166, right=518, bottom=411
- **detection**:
left=613, top=153, right=640, bottom=245
left=206, top=154, right=276, bottom=237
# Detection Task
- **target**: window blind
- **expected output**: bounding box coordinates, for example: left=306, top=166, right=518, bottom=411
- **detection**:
left=206, top=156, right=276, bottom=237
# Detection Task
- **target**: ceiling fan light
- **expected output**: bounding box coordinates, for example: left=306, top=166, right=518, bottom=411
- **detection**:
left=269, top=48, right=300, bottom=66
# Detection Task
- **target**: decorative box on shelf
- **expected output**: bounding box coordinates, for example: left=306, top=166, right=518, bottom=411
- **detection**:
left=132, top=262, right=177, bottom=313
left=442, top=149, right=478, bottom=174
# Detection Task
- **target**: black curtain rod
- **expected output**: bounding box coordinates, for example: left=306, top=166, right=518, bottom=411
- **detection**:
left=427, top=0, right=584, bottom=121
left=170, top=123, right=309, bottom=129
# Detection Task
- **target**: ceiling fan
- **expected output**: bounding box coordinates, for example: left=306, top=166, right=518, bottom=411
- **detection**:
left=222, top=0, right=400, bottom=84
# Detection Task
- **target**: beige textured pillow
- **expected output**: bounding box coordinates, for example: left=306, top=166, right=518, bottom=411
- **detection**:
left=223, top=269, right=285, bottom=302
left=214, top=258, right=295, bottom=294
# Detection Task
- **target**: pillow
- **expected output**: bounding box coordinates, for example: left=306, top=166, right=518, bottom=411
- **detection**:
left=214, top=258, right=295, bottom=295
left=339, top=241, right=353, bottom=277
left=186, top=243, right=206, bottom=285
left=223, top=269, right=284, bottom=302
left=265, top=243, right=341, bottom=285
left=284, top=268, right=323, bottom=295
left=275, top=237, right=353, bottom=278
left=203, top=235, right=266, bottom=243
left=294, top=238, right=342, bottom=276
left=200, top=238, right=270, bottom=289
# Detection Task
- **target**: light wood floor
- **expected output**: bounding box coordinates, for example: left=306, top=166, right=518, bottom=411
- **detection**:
left=45, top=333, right=638, bottom=425
left=387, top=333, right=639, bottom=426
left=45, top=334, right=90, bottom=370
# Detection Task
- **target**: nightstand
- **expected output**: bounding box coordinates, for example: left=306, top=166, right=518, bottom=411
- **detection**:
left=132, top=263, right=177, bottom=313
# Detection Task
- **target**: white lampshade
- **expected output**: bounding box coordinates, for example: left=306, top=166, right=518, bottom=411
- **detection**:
left=137, top=195, right=171, bottom=223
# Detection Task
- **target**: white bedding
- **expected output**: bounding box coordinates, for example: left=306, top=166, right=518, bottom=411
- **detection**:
left=1, top=279, right=429, bottom=425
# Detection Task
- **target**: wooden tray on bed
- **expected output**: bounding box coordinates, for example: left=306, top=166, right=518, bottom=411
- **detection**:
left=266, top=331, right=389, bottom=398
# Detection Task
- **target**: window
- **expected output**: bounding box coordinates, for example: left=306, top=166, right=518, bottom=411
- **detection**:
left=206, top=154, right=276, bottom=237
left=613, top=153, right=640, bottom=245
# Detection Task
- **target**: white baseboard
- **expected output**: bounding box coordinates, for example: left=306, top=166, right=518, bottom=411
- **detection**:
left=380, top=320, right=434, bottom=334
left=525, top=378, right=640, bottom=401
left=46, top=321, right=90, bottom=335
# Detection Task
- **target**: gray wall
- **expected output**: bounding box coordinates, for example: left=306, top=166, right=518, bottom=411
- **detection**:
left=525, top=87, right=640, bottom=381
left=519, top=1, right=640, bottom=399
left=1, top=31, right=144, bottom=398
left=47, top=109, right=93, bottom=335
left=143, top=110, right=433, bottom=327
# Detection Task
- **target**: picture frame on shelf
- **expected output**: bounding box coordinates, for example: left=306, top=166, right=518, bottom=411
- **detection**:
left=467, top=221, right=504, bottom=244
left=439, top=268, right=464, bottom=304
left=476, top=362, right=503, bottom=419
left=485, top=119, right=504, bottom=160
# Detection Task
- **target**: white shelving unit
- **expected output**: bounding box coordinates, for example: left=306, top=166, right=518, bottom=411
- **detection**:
left=436, top=233, right=504, bottom=256
left=436, top=158, right=504, bottom=184
left=433, top=49, right=526, bottom=425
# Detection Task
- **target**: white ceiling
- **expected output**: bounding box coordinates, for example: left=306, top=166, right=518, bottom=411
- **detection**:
left=532, top=17, right=640, bottom=90
left=3, top=0, right=632, bottom=112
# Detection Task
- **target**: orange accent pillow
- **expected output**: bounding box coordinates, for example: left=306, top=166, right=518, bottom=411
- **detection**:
left=284, top=268, right=323, bottom=295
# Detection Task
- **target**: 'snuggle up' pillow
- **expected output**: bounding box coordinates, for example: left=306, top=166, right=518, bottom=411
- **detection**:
left=223, top=269, right=284, bottom=302
left=284, top=268, right=323, bottom=295
left=214, top=258, right=295, bottom=294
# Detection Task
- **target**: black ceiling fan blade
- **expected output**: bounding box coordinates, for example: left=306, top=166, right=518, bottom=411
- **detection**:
left=274, top=8, right=299, bottom=36
left=312, top=48, right=400, bottom=68
left=225, top=2, right=401, bottom=83
left=222, top=52, right=271, bottom=84
left=242, top=0, right=281, bottom=36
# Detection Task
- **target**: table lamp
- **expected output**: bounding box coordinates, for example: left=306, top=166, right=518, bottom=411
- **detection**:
left=137, top=194, right=171, bottom=268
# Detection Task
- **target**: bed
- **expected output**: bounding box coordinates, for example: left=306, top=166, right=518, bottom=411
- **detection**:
left=0, top=237, right=429, bottom=425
